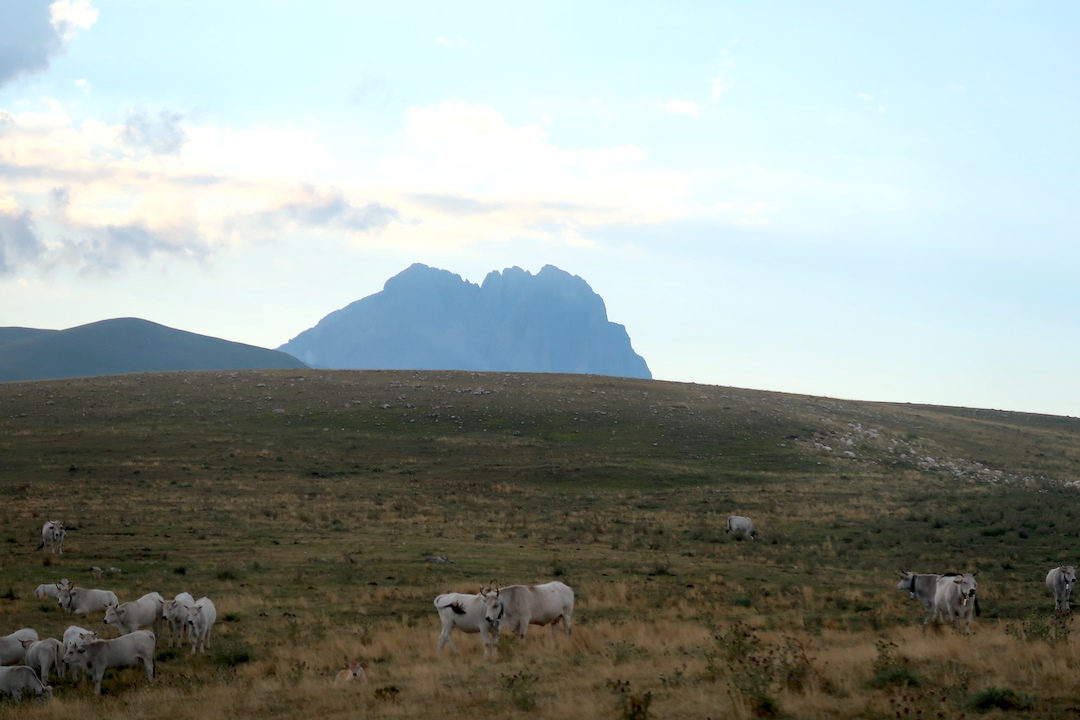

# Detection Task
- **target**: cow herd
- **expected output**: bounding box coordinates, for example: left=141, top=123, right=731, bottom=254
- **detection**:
left=0, top=522, right=220, bottom=701
left=6, top=514, right=1075, bottom=702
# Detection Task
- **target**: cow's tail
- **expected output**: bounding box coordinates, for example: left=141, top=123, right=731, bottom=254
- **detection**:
left=438, top=602, right=467, bottom=615
left=974, top=597, right=981, bottom=617
left=36, top=540, right=45, bottom=550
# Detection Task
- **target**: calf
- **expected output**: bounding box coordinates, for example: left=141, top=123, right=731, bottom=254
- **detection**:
left=163, top=592, right=195, bottom=648
left=434, top=587, right=504, bottom=659
left=21, top=639, right=62, bottom=682
left=0, top=666, right=51, bottom=700
left=334, top=660, right=368, bottom=685
left=63, top=630, right=155, bottom=695
left=187, top=597, right=217, bottom=653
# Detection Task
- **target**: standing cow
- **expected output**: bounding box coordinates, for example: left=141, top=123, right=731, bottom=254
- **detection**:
left=1046, top=565, right=1076, bottom=610
left=21, top=638, right=63, bottom=682
left=187, top=597, right=217, bottom=653
left=496, top=581, right=574, bottom=641
left=434, top=586, right=505, bottom=659
left=933, top=572, right=978, bottom=633
left=38, top=521, right=65, bottom=555
left=726, top=515, right=758, bottom=540
left=162, top=592, right=195, bottom=648
left=105, top=592, right=164, bottom=644
left=63, top=630, right=155, bottom=695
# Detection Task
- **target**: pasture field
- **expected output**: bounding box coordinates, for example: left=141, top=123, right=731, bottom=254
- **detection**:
left=2, top=369, right=1080, bottom=718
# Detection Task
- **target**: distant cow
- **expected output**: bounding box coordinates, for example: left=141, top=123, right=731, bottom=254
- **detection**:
left=105, top=592, right=164, bottom=643
left=162, top=592, right=195, bottom=648
left=38, top=521, right=65, bottom=555
left=0, top=629, right=39, bottom=665
left=0, top=666, right=51, bottom=701
left=187, top=597, right=217, bottom=653
left=58, top=585, right=118, bottom=615
left=434, top=586, right=505, bottom=659
left=497, top=581, right=574, bottom=641
left=1046, top=566, right=1076, bottom=610
left=63, top=630, right=155, bottom=695
left=933, top=573, right=978, bottom=632
left=334, top=660, right=368, bottom=685
left=726, top=515, right=758, bottom=540
left=34, top=584, right=61, bottom=601
left=21, top=638, right=63, bottom=682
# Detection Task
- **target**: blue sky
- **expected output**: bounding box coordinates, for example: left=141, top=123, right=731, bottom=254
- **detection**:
left=1, top=1, right=1078, bottom=416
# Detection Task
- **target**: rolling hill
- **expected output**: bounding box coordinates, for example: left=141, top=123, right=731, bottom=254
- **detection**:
left=0, top=317, right=307, bottom=382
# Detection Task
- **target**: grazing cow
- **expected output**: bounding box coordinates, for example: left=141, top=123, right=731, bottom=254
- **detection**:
left=933, top=573, right=978, bottom=632
left=21, top=639, right=62, bottom=682
left=58, top=585, right=118, bottom=615
left=62, top=626, right=98, bottom=680
left=0, top=629, right=39, bottom=665
left=726, top=515, right=758, bottom=540
left=0, top=666, right=51, bottom=701
left=162, top=592, right=195, bottom=648
left=34, top=583, right=61, bottom=601
left=334, top=660, right=368, bottom=685
left=497, top=581, right=574, bottom=641
left=38, top=521, right=65, bottom=554
left=105, top=592, right=164, bottom=643
left=63, top=630, right=155, bottom=695
left=1046, top=565, right=1076, bottom=611
left=434, top=586, right=505, bottom=659
left=187, top=597, right=217, bottom=653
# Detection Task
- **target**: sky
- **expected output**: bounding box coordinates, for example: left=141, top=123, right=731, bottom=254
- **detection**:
left=1, top=1, right=1078, bottom=417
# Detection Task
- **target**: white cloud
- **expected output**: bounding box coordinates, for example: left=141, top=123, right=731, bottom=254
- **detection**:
left=665, top=99, right=700, bottom=117
left=50, top=0, right=98, bottom=41
left=711, top=75, right=729, bottom=102
left=437, top=36, right=468, bottom=48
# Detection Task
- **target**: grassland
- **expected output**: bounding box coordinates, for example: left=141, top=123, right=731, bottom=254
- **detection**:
left=2, top=369, right=1080, bottom=718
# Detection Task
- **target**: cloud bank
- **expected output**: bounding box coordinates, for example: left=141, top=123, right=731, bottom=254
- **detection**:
left=0, top=0, right=97, bottom=89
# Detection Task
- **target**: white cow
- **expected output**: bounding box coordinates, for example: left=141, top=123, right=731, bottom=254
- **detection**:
left=34, top=583, right=62, bottom=601
left=1047, top=565, right=1076, bottom=610
left=21, top=638, right=62, bottom=681
left=62, top=626, right=98, bottom=680
left=58, top=585, right=118, bottom=615
left=0, top=666, right=51, bottom=700
left=725, top=515, right=758, bottom=540
left=105, top=592, right=164, bottom=643
left=933, top=573, right=978, bottom=632
left=496, top=581, right=574, bottom=641
left=187, top=597, right=217, bottom=653
left=0, top=629, right=39, bottom=665
left=63, top=630, right=155, bottom=695
left=897, top=571, right=952, bottom=622
left=434, top=587, right=504, bottom=659
left=162, top=592, right=195, bottom=648
left=39, top=521, right=65, bottom=554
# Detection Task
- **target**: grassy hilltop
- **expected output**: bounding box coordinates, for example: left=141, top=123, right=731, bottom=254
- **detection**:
left=2, top=369, right=1080, bottom=718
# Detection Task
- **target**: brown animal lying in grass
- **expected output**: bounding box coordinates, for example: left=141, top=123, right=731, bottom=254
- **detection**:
left=334, top=660, right=367, bottom=685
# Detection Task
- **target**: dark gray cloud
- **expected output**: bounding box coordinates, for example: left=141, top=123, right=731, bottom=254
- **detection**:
left=0, top=1, right=61, bottom=88
left=264, top=186, right=399, bottom=233
left=121, top=110, right=189, bottom=155
left=0, top=208, right=48, bottom=274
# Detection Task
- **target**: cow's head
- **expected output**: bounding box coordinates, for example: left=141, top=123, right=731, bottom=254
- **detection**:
left=103, top=603, right=121, bottom=626
left=1063, top=566, right=1077, bottom=588
left=480, top=586, right=504, bottom=631
left=953, top=573, right=977, bottom=605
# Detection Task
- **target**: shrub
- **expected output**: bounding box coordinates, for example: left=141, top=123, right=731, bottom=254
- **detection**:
left=606, top=679, right=653, bottom=720
left=968, top=687, right=1034, bottom=712
left=501, top=672, right=537, bottom=711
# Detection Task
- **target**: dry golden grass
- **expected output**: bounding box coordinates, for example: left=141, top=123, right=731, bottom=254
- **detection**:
left=2, top=369, right=1080, bottom=717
